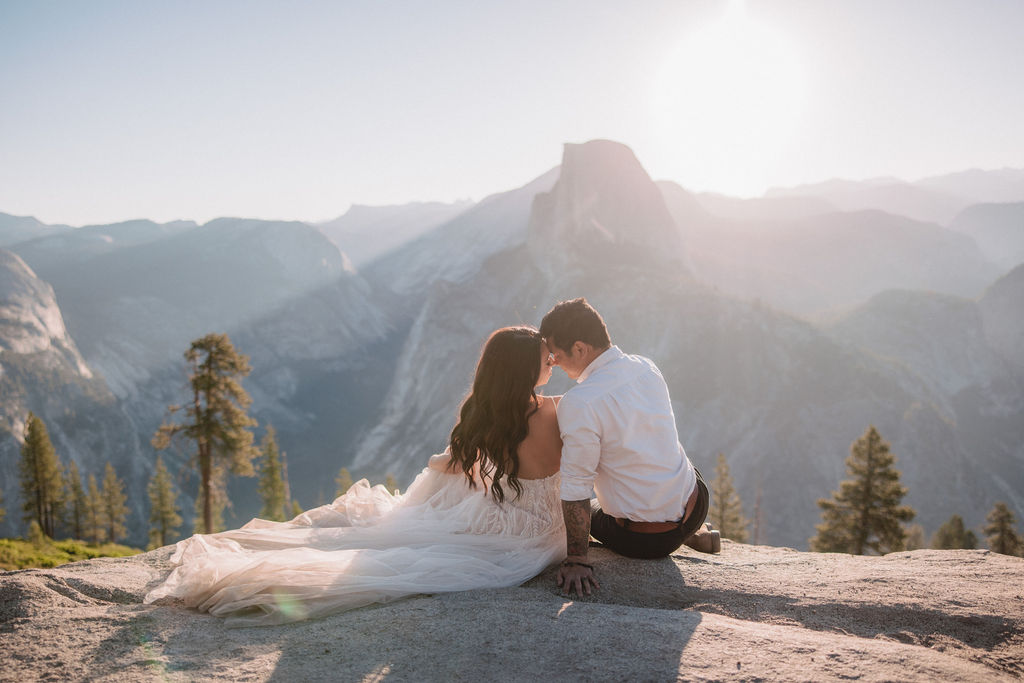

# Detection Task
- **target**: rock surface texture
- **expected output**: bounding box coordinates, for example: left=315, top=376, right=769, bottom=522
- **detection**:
left=1, top=543, right=1021, bottom=681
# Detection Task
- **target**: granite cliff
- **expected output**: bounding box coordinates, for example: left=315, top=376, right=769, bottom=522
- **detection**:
left=0, top=543, right=1021, bottom=681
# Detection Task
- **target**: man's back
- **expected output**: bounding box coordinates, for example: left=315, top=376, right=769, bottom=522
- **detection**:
left=557, top=346, right=696, bottom=522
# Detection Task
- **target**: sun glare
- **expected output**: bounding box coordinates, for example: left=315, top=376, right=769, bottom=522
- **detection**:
left=652, top=3, right=805, bottom=196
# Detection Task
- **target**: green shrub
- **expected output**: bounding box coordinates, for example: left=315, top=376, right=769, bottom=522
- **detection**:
left=0, top=537, right=142, bottom=570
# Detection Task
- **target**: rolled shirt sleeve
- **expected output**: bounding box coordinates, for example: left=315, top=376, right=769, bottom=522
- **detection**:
left=556, top=394, right=602, bottom=501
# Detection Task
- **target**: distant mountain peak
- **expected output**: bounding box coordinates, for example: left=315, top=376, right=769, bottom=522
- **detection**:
left=0, top=249, right=92, bottom=376
left=527, top=140, right=685, bottom=276
left=318, top=200, right=475, bottom=268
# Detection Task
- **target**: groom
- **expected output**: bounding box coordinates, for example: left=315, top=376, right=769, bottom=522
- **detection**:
left=540, top=298, right=718, bottom=597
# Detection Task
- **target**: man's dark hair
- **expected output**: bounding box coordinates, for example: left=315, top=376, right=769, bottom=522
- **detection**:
left=539, top=298, right=611, bottom=353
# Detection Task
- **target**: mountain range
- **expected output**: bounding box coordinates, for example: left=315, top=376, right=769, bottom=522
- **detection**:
left=1, top=141, right=1021, bottom=549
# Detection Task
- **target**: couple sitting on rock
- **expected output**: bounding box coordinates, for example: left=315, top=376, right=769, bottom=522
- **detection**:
left=145, top=298, right=719, bottom=626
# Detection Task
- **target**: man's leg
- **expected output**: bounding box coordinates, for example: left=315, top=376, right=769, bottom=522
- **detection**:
left=590, top=503, right=691, bottom=559
left=590, top=470, right=716, bottom=559
left=681, top=470, right=720, bottom=553
left=679, top=469, right=710, bottom=541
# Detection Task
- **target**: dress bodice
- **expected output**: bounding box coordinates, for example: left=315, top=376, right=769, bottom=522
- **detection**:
left=502, top=472, right=563, bottom=537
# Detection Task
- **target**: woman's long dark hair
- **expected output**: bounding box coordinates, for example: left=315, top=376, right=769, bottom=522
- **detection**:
left=449, top=326, right=543, bottom=503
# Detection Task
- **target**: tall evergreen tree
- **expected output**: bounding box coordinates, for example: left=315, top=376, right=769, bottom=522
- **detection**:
left=710, top=453, right=749, bottom=542
left=147, top=455, right=182, bottom=548
left=752, top=485, right=763, bottom=545
left=384, top=474, right=399, bottom=495
left=101, top=462, right=129, bottom=544
left=153, top=333, right=258, bottom=534
left=0, top=488, right=6, bottom=524
left=84, top=473, right=106, bottom=545
left=18, top=412, right=64, bottom=537
left=335, top=467, right=354, bottom=498
left=192, top=465, right=229, bottom=533
left=811, top=426, right=915, bottom=555
left=64, top=460, right=87, bottom=540
left=904, top=524, right=926, bottom=551
left=931, top=514, right=978, bottom=550
left=27, top=519, right=48, bottom=547
left=281, top=449, right=292, bottom=510
left=984, top=502, right=1022, bottom=556
left=257, top=427, right=287, bottom=522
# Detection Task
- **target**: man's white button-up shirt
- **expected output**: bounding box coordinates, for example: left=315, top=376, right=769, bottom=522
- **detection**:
left=557, top=346, right=697, bottom=522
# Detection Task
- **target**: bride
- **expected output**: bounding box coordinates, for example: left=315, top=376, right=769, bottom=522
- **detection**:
left=144, top=326, right=565, bottom=626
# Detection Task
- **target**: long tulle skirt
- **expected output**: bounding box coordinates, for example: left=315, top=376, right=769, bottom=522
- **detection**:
left=144, top=467, right=565, bottom=626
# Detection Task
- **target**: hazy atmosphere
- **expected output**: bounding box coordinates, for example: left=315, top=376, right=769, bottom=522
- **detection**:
left=2, top=0, right=1023, bottom=225
left=3, top=1, right=1024, bottom=679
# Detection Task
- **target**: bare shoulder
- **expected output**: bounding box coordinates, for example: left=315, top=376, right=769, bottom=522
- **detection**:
left=529, top=396, right=561, bottom=431
left=540, top=397, right=563, bottom=436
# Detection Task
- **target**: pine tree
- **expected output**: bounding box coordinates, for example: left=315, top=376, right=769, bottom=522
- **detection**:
left=84, top=473, right=106, bottom=545
left=27, top=519, right=48, bottom=547
left=904, top=524, right=926, bottom=551
left=147, top=455, right=182, bottom=549
left=101, top=462, right=129, bottom=544
left=291, top=499, right=303, bottom=517
left=192, top=465, right=228, bottom=533
left=64, top=460, right=87, bottom=540
left=281, top=449, right=292, bottom=508
left=335, top=467, right=354, bottom=498
left=257, top=427, right=287, bottom=522
left=710, top=453, right=749, bottom=542
left=384, top=474, right=399, bottom=495
left=153, top=333, right=258, bottom=534
left=18, top=412, right=65, bottom=537
left=752, top=484, right=763, bottom=545
left=931, top=514, right=978, bottom=550
left=983, top=502, right=1022, bottom=556
left=0, top=488, right=6, bottom=524
left=811, top=426, right=915, bottom=555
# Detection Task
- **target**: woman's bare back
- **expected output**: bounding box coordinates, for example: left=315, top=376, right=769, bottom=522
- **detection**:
left=515, top=395, right=562, bottom=480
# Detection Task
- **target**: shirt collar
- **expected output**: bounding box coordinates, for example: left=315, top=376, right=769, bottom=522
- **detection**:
left=577, top=345, right=622, bottom=384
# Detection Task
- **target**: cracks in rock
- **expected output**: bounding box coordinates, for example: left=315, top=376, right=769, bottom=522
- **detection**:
left=58, top=576, right=142, bottom=604
left=5, top=573, right=143, bottom=608
left=682, top=586, right=1023, bottom=676
left=39, top=576, right=100, bottom=606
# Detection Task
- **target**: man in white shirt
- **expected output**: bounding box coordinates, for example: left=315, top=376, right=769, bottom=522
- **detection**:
left=539, top=298, right=719, bottom=596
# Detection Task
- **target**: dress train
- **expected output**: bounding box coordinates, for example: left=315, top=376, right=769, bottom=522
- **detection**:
left=144, top=466, right=565, bottom=626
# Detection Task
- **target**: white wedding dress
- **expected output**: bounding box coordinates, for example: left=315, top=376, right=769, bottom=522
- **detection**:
left=144, top=464, right=565, bottom=627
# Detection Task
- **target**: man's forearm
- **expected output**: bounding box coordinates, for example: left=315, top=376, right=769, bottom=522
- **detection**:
left=562, top=499, right=591, bottom=557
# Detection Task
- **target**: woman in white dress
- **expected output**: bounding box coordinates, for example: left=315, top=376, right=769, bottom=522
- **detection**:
left=144, top=326, right=564, bottom=626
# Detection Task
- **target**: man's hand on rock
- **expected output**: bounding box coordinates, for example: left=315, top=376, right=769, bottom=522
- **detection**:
left=556, top=557, right=599, bottom=596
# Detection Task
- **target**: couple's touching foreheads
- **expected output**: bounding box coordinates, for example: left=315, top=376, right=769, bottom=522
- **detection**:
left=145, top=298, right=719, bottom=626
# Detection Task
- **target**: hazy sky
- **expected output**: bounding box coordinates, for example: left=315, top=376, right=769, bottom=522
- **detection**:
left=2, top=0, right=1022, bottom=226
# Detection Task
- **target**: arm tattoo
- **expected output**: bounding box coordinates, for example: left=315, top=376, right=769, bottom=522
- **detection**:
left=562, top=499, right=592, bottom=557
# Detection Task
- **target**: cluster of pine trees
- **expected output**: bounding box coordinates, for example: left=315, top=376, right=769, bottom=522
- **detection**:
left=11, top=410, right=310, bottom=549
left=15, top=412, right=130, bottom=546
left=7, top=333, right=398, bottom=552
left=709, top=425, right=1023, bottom=557
left=149, top=333, right=397, bottom=538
